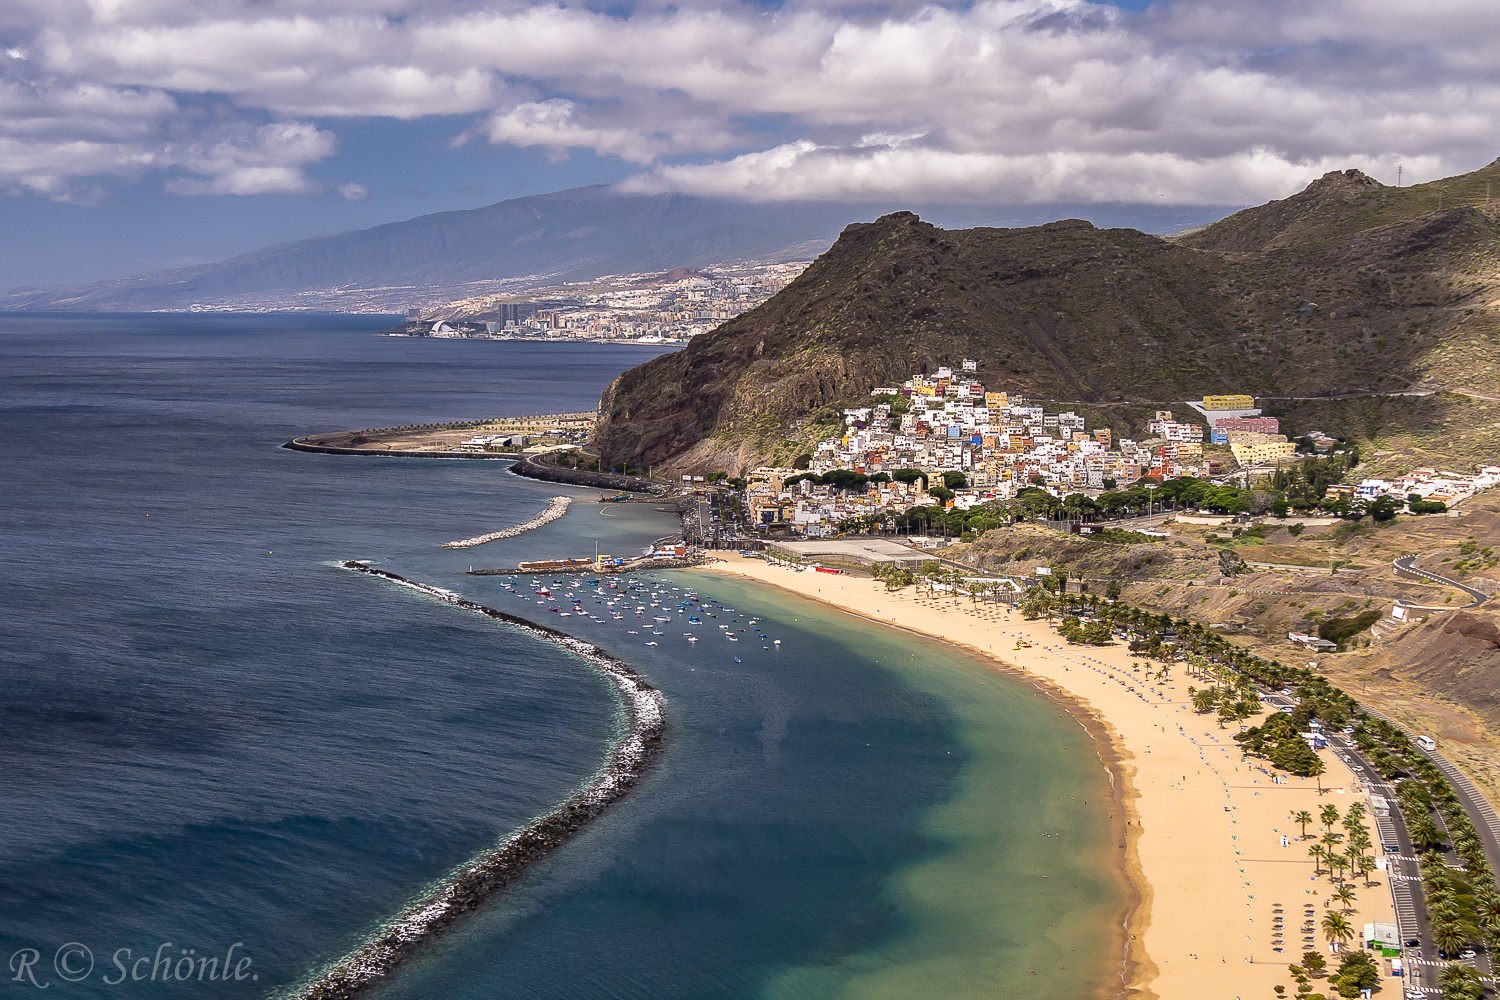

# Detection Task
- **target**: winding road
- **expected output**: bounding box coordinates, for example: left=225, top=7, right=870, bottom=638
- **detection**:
left=1393, top=555, right=1492, bottom=609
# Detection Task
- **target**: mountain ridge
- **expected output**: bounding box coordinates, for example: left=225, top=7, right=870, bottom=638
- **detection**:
left=0, top=186, right=1235, bottom=312
left=590, top=159, right=1500, bottom=473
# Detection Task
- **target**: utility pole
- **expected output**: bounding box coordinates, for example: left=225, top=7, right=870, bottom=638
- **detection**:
left=1397, top=165, right=1402, bottom=188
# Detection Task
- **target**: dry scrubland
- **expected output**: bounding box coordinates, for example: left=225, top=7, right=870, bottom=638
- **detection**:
left=939, top=495, right=1500, bottom=796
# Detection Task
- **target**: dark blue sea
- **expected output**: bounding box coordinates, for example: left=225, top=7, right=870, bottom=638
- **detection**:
left=0, top=313, right=1120, bottom=999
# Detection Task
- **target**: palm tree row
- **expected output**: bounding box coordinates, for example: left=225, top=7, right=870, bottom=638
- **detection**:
left=1353, top=716, right=1500, bottom=965
left=1302, top=803, right=1376, bottom=911
left=1080, top=588, right=1500, bottom=988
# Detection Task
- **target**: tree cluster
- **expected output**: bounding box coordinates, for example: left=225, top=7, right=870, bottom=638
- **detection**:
left=1058, top=614, right=1112, bottom=645
left=1316, top=610, right=1382, bottom=649
left=1268, top=453, right=1360, bottom=510
left=1234, top=711, right=1324, bottom=775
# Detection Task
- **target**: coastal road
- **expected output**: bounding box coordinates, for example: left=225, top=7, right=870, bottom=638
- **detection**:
left=1264, top=690, right=1499, bottom=992
left=1362, top=706, right=1500, bottom=889
left=1393, top=555, right=1491, bottom=609
left=697, top=500, right=713, bottom=540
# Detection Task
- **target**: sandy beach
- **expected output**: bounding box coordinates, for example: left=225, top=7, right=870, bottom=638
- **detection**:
left=700, top=554, right=1398, bottom=1000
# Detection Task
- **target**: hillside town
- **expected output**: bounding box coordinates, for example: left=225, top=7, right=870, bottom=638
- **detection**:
left=736, top=362, right=1500, bottom=538
left=400, top=261, right=807, bottom=344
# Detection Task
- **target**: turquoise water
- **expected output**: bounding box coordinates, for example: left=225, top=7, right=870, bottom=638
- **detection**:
left=0, top=313, right=1121, bottom=998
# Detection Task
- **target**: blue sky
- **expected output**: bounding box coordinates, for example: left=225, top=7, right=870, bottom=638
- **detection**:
left=3, top=121, right=634, bottom=287
left=3, top=0, right=1496, bottom=288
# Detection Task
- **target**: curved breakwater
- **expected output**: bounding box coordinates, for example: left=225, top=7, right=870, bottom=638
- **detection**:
left=288, top=562, right=667, bottom=1000
left=441, top=496, right=572, bottom=549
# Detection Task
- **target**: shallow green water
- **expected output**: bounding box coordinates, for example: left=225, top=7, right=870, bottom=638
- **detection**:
left=704, top=578, right=1126, bottom=1000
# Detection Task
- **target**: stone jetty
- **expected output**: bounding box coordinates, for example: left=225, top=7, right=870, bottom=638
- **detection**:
left=441, top=496, right=571, bottom=549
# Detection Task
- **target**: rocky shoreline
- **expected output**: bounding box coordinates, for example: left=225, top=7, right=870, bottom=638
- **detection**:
left=441, top=496, right=572, bottom=549
left=290, top=562, right=667, bottom=1000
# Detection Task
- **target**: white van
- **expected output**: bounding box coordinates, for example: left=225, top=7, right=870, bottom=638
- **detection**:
left=1416, top=735, right=1436, bottom=752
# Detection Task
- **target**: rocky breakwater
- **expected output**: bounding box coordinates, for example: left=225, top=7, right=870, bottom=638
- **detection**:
left=442, top=496, right=572, bottom=549
left=293, top=563, right=667, bottom=1000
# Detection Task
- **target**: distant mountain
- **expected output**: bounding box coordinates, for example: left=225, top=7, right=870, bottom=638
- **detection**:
left=0, top=185, right=1234, bottom=312
left=590, top=159, right=1500, bottom=472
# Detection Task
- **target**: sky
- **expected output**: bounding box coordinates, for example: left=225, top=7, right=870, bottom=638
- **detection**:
left=3, top=0, right=1498, bottom=288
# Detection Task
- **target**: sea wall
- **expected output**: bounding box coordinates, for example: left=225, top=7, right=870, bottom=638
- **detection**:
left=291, top=563, right=667, bottom=1000
left=283, top=439, right=518, bottom=459
left=510, top=454, right=670, bottom=495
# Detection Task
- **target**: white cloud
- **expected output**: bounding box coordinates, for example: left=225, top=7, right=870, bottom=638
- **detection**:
left=338, top=181, right=368, bottom=200
left=476, top=98, right=740, bottom=165
left=618, top=141, right=1450, bottom=204
left=2, top=0, right=1499, bottom=203
left=482, top=100, right=662, bottom=165
left=164, top=122, right=336, bottom=196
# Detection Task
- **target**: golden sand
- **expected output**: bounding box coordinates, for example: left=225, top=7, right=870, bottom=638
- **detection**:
left=701, top=555, right=1398, bottom=1000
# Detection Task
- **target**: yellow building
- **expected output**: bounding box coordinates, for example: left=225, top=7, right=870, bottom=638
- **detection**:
left=1202, top=394, right=1256, bottom=411
left=1230, top=433, right=1296, bottom=466
left=1173, top=441, right=1204, bottom=461
left=985, top=391, right=1008, bottom=409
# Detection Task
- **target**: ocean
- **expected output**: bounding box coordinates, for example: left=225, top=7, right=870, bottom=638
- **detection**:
left=0, top=313, right=1121, bottom=998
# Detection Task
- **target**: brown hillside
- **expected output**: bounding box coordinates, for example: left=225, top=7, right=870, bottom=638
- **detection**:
left=592, top=160, right=1500, bottom=472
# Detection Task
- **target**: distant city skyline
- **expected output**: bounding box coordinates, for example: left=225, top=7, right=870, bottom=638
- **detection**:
left=4, top=0, right=1497, bottom=288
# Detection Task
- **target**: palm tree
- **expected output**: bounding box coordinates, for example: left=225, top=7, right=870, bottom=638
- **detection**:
left=1332, top=884, right=1356, bottom=913
left=1293, top=810, right=1314, bottom=840
left=1321, top=911, right=1353, bottom=952
left=1475, top=892, right=1500, bottom=934
left=1409, top=816, right=1447, bottom=851
left=1437, top=964, right=1483, bottom=1000
left=1309, top=844, right=1326, bottom=876
left=1348, top=827, right=1371, bottom=858
left=1320, top=804, right=1340, bottom=834
left=1432, top=918, right=1471, bottom=959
